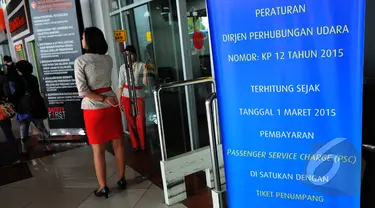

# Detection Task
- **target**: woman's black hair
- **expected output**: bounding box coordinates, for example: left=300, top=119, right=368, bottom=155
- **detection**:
left=125, top=45, right=137, bottom=60
left=16, top=60, right=33, bottom=75
left=84, top=27, right=108, bottom=55
left=3, top=56, right=12, bottom=63
left=125, top=45, right=136, bottom=54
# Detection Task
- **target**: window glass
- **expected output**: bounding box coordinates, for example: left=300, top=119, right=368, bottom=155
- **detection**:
left=120, top=0, right=132, bottom=7
left=187, top=9, right=211, bottom=78
left=133, top=5, right=151, bottom=62
left=121, top=0, right=146, bottom=6
left=111, top=14, right=125, bottom=67
left=109, top=0, right=120, bottom=12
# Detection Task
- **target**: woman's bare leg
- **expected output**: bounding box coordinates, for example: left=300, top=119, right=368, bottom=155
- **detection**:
left=112, top=138, right=125, bottom=179
left=92, top=143, right=107, bottom=189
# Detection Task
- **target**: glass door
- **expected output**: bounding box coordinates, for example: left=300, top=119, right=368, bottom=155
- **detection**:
left=186, top=8, right=212, bottom=149
left=121, top=4, right=158, bottom=148
left=25, top=40, right=43, bottom=93
left=109, top=3, right=158, bottom=151
left=187, top=9, right=211, bottom=78
left=111, top=14, right=124, bottom=68
left=109, top=0, right=212, bottom=156
left=123, top=4, right=156, bottom=126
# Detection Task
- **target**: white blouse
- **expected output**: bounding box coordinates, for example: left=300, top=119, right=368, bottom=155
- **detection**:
left=118, top=62, right=146, bottom=98
left=74, top=53, right=117, bottom=110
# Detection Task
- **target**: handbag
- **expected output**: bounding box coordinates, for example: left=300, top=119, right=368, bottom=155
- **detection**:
left=0, top=102, right=15, bottom=120
left=16, top=91, right=33, bottom=114
left=16, top=77, right=34, bottom=114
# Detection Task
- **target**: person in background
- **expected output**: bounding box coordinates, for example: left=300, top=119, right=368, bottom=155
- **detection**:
left=13, top=60, right=52, bottom=154
left=3, top=56, right=18, bottom=94
left=75, top=27, right=126, bottom=198
left=118, top=45, right=153, bottom=151
left=0, top=70, right=20, bottom=164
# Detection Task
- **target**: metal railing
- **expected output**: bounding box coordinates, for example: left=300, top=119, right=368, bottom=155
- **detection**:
left=205, top=92, right=224, bottom=208
left=123, top=52, right=139, bottom=116
left=153, top=77, right=215, bottom=161
left=363, top=144, right=375, bottom=152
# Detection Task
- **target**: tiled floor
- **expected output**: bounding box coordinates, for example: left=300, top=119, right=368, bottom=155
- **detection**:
left=0, top=146, right=186, bottom=208
left=0, top=113, right=214, bottom=207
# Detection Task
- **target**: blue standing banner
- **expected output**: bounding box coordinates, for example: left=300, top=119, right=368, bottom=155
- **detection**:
left=206, top=1, right=365, bottom=207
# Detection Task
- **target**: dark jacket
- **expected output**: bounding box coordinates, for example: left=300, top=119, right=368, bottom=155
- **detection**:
left=0, top=73, right=10, bottom=101
left=13, top=74, right=47, bottom=119
left=4, top=63, right=18, bottom=82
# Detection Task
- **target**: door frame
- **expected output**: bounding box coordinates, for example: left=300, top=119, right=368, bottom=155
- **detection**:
left=24, top=34, right=43, bottom=94
left=24, top=35, right=35, bottom=61
left=109, top=0, right=153, bottom=16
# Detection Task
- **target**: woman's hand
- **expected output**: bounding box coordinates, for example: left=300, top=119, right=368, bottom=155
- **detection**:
left=104, top=96, right=118, bottom=107
left=143, top=66, right=148, bottom=74
left=119, top=98, right=124, bottom=111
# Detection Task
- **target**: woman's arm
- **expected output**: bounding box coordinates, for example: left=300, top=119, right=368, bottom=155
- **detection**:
left=142, top=64, right=148, bottom=86
left=83, top=91, right=106, bottom=102
left=118, top=88, right=123, bottom=100
left=118, top=87, right=124, bottom=111
left=118, top=65, right=127, bottom=100
left=118, top=65, right=126, bottom=110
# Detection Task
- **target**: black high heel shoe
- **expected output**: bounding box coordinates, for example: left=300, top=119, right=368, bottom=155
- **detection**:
left=117, top=178, right=127, bottom=190
left=132, top=148, right=141, bottom=152
left=94, top=186, right=109, bottom=198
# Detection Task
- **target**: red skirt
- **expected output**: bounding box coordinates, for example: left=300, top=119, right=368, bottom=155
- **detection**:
left=83, top=106, right=123, bottom=144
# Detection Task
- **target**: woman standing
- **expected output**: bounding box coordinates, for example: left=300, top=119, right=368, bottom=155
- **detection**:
left=74, top=27, right=126, bottom=198
left=14, top=60, right=52, bottom=153
left=118, top=45, right=152, bottom=151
